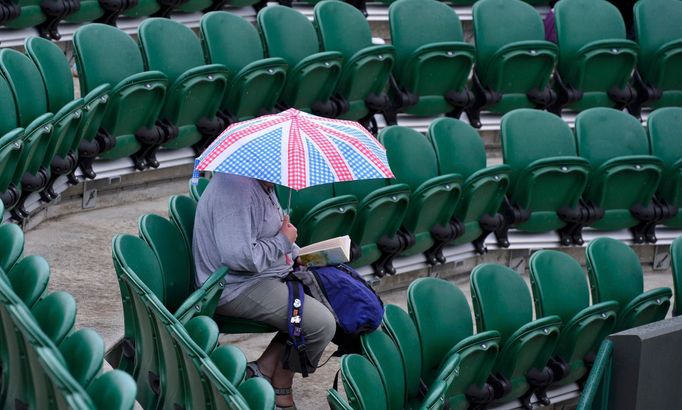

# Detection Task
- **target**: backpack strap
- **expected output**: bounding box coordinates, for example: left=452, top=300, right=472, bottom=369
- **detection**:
left=284, top=274, right=311, bottom=378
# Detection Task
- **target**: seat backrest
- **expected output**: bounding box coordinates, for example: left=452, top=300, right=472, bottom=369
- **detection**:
left=586, top=237, right=644, bottom=310
left=168, top=195, right=197, bottom=260
left=138, top=18, right=206, bottom=85
left=0, top=74, right=19, bottom=135
left=210, top=344, right=247, bottom=387
left=528, top=250, right=590, bottom=324
left=189, top=177, right=210, bottom=201
left=378, top=126, right=440, bottom=191
left=555, top=0, right=627, bottom=65
left=257, top=6, right=321, bottom=68
left=314, top=1, right=373, bottom=61
left=340, top=354, right=388, bottom=409
left=360, top=330, right=406, bottom=409
left=672, top=236, right=682, bottom=316
left=472, top=0, right=546, bottom=69
left=407, top=277, right=473, bottom=378
left=470, top=264, right=533, bottom=344
left=59, top=328, right=105, bottom=388
left=647, top=107, right=682, bottom=171
left=138, top=214, right=193, bottom=311
left=24, top=37, right=74, bottom=113
left=31, top=291, right=77, bottom=345
left=575, top=108, right=650, bottom=169
left=634, top=0, right=682, bottom=78
left=500, top=109, right=578, bottom=186
left=427, top=118, right=486, bottom=180
left=73, top=24, right=146, bottom=93
left=0, top=48, right=49, bottom=127
left=5, top=254, right=50, bottom=308
left=381, top=304, right=422, bottom=400
left=87, top=370, right=138, bottom=410
left=389, top=0, right=465, bottom=77
left=200, top=11, right=265, bottom=75
left=112, top=234, right=165, bottom=302
left=0, top=223, right=24, bottom=273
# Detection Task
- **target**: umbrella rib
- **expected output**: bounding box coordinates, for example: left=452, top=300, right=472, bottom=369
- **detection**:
left=300, top=121, right=354, bottom=182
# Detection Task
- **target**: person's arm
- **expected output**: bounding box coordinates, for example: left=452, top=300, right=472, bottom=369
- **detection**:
left=214, top=197, right=294, bottom=273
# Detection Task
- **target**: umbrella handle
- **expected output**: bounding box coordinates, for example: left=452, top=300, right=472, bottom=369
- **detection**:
left=286, top=188, right=292, bottom=216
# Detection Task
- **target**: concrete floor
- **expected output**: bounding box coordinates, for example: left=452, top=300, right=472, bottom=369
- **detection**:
left=23, top=187, right=676, bottom=410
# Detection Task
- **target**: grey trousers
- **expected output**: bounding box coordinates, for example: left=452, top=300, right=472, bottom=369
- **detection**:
left=215, top=277, right=336, bottom=374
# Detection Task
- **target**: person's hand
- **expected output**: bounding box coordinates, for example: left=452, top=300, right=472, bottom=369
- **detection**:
left=281, top=214, right=297, bottom=244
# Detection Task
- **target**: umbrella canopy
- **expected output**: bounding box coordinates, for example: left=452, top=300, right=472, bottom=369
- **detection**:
left=193, top=109, right=394, bottom=191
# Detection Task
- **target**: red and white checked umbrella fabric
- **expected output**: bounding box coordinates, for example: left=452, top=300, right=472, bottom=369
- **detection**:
left=193, top=109, right=394, bottom=190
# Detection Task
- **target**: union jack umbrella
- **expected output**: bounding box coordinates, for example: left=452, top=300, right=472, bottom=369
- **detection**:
left=192, top=109, right=394, bottom=193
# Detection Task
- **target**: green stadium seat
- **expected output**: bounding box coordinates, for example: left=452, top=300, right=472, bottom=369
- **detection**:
left=25, top=36, right=111, bottom=181
left=200, top=12, right=288, bottom=124
left=189, top=176, right=210, bottom=202
left=467, top=0, right=557, bottom=128
left=672, top=236, right=682, bottom=316
left=646, top=107, right=682, bottom=229
left=314, top=1, right=395, bottom=126
left=276, top=184, right=358, bottom=247
left=87, top=370, right=138, bottom=410
left=58, top=328, right=106, bottom=389
left=630, top=0, right=682, bottom=115
left=378, top=125, right=463, bottom=264
left=2, top=254, right=49, bottom=307
left=528, top=250, right=618, bottom=386
left=31, top=290, right=77, bottom=345
left=499, top=109, right=592, bottom=246
left=427, top=118, right=511, bottom=252
left=122, top=0, right=184, bottom=19
left=470, top=264, right=561, bottom=408
left=586, top=237, right=672, bottom=332
left=138, top=18, right=230, bottom=154
left=64, top=0, right=132, bottom=26
left=73, top=24, right=169, bottom=171
left=0, top=129, right=23, bottom=217
left=334, top=180, right=410, bottom=276
left=0, top=222, right=24, bottom=272
left=168, top=195, right=198, bottom=273
left=385, top=0, right=475, bottom=123
left=408, top=278, right=500, bottom=409
left=0, top=278, right=32, bottom=406
left=551, top=0, right=638, bottom=113
left=210, top=343, right=247, bottom=387
left=575, top=108, right=663, bottom=243
left=257, top=6, right=343, bottom=116
left=2, top=0, right=77, bottom=40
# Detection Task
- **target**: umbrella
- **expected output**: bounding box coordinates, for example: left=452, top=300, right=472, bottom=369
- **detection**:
left=192, top=108, right=394, bottom=208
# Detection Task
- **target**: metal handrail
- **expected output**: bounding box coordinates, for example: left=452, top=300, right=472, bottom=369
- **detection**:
left=577, top=339, right=613, bottom=410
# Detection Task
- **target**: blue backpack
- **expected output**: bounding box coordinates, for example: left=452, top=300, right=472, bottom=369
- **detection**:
left=284, top=264, right=384, bottom=376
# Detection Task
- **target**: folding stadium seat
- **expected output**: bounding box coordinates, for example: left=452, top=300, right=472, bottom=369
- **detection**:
left=408, top=278, right=500, bottom=409
left=528, top=250, right=618, bottom=386
left=386, top=0, right=475, bottom=123
left=470, top=264, right=561, bottom=408
left=31, top=290, right=77, bottom=345
left=73, top=24, right=169, bottom=171
left=138, top=18, right=230, bottom=154
left=257, top=6, right=343, bottom=117
left=25, top=37, right=111, bottom=181
left=646, top=107, right=682, bottom=230
left=2, top=0, right=78, bottom=40
left=276, top=184, right=358, bottom=247
left=378, top=126, right=463, bottom=264
left=630, top=0, right=682, bottom=115
left=313, top=1, right=395, bottom=127
left=550, top=0, right=638, bottom=113
left=64, top=0, right=134, bottom=26
left=427, top=118, right=511, bottom=253
left=467, top=0, right=558, bottom=128
left=0, top=222, right=24, bottom=272
left=586, top=237, right=672, bottom=332
left=328, top=353, right=448, bottom=410
left=575, top=108, right=663, bottom=243
left=499, top=109, right=592, bottom=246
left=86, top=370, right=138, bottom=410
left=333, top=180, right=410, bottom=276
left=1, top=254, right=50, bottom=307
left=200, top=12, right=288, bottom=124
left=189, top=176, right=210, bottom=201
left=168, top=194, right=198, bottom=271
left=672, top=236, right=682, bottom=316
left=58, top=328, right=106, bottom=389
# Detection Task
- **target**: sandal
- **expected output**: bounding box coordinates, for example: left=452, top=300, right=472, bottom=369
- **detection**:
left=274, top=386, right=297, bottom=410
left=246, top=361, right=272, bottom=384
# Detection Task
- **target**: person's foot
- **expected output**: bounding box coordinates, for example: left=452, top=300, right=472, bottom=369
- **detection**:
left=246, top=361, right=273, bottom=383
left=273, top=386, right=296, bottom=410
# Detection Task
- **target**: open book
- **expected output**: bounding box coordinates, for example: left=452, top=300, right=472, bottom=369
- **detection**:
left=298, top=235, right=351, bottom=267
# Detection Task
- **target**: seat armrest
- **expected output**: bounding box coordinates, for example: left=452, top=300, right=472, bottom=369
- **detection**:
left=575, top=39, right=639, bottom=58
left=327, top=388, right=353, bottom=410
left=83, top=83, right=111, bottom=104
left=174, top=266, right=228, bottom=324
left=465, top=164, right=512, bottom=188
left=113, top=70, right=168, bottom=93
left=421, top=377, right=449, bottom=410
left=237, top=57, right=289, bottom=79
left=292, top=51, right=344, bottom=73
left=172, top=64, right=230, bottom=87
left=346, top=44, right=395, bottom=67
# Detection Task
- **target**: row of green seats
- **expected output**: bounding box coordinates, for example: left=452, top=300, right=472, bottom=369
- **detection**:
left=386, top=0, right=682, bottom=129
left=0, top=36, right=109, bottom=222
left=331, top=237, right=671, bottom=409
left=0, top=225, right=137, bottom=409
left=112, top=232, right=275, bottom=410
